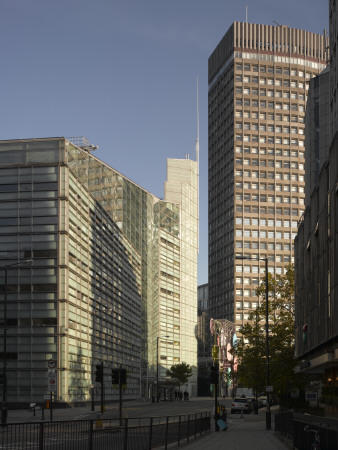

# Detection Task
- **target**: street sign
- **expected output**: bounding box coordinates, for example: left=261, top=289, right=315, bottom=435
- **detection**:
left=306, top=392, right=317, bottom=401
left=47, top=359, right=56, bottom=369
left=266, top=386, right=273, bottom=392
left=48, top=376, right=57, bottom=392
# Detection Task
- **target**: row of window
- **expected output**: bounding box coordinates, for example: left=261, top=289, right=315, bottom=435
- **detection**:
left=235, top=229, right=296, bottom=239
left=235, top=135, right=304, bottom=146
left=235, top=147, right=304, bottom=158
left=239, top=53, right=325, bottom=68
left=235, top=98, right=306, bottom=111
left=235, top=267, right=286, bottom=279
left=236, top=158, right=304, bottom=168
left=236, top=193, right=304, bottom=205
left=234, top=205, right=302, bottom=216
left=236, top=300, right=259, bottom=309
left=235, top=110, right=304, bottom=122
left=235, top=123, right=304, bottom=134
left=236, top=87, right=306, bottom=99
left=235, top=73, right=308, bottom=85
left=236, top=182, right=304, bottom=193
left=236, top=255, right=291, bottom=273
left=236, top=243, right=294, bottom=255
left=235, top=63, right=312, bottom=78
left=236, top=217, right=297, bottom=227
left=236, top=241, right=292, bottom=251
left=235, top=170, right=305, bottom=181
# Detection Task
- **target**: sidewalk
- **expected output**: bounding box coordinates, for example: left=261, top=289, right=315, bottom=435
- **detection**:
left=179, top=408, right=292, bottom=450
left=6, top=400, right=293, bottom=450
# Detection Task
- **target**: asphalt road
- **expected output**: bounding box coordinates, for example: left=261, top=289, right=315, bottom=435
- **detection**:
left=7, top=396, right=221, bottom=424
left=2, top=398, right=216, bottom=450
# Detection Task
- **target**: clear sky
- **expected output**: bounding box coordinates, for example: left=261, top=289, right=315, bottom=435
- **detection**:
left=0, top=0, right=329, bottom=284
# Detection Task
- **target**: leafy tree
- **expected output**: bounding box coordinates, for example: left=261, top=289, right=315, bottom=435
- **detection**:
left=235, top=265, right=302, bottom=399
left=166, top=362, right=192, bottom=391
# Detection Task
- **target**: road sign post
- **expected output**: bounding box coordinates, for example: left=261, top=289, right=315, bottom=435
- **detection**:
left=47, top=359, right=56, bottom=421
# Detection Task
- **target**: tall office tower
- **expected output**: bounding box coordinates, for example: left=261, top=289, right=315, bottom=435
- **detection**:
left=164, top=158, right=199, bottom=388
left=0, top=137, right=198, bottom=404
left=208, top=22, right=328, bottom=331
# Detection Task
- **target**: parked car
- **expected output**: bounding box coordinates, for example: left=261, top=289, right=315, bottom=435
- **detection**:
left=246, top=397, right=258, bottom=411
left=231, top=398, right=251, bottom=414
left=259, top=396, right=268, bottom=407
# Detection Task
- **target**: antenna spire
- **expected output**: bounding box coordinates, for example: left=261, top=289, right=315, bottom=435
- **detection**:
left=196, top=76, right=199, bottom=166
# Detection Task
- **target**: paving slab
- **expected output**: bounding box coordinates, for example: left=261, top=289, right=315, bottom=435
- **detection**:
left=178, top=409, right=292, bottom=450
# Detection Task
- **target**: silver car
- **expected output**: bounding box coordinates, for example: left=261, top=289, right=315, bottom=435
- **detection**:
left=231, top=397, right=251, bottom=414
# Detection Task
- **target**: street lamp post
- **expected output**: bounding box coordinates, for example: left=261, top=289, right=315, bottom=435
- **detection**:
left=1, top=259, right=33, bottom=426
left=156, top=336, right=169, bottom=403
left=235, top=255, right=271, bottom=430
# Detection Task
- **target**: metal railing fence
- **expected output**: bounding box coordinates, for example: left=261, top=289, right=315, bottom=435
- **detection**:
left=0, top=412, right=211, bottom=450
left=275, top=410, right=338, bottom=450
left=274, top=410, right=293, bottom=440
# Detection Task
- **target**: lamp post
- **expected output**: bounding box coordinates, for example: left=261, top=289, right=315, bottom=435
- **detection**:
left=156, top=336, right=169, bottom=402
left=1, top=259, right=33, bottom=426
left=235, top=255, right=271, bottom=430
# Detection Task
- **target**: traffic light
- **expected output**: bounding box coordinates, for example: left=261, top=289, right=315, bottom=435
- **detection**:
left=120, top=368, right=127, bottom=385
left=112, top=369, right=119, bottom=385
left=210, top=365, right=219, bottom=384
left=95, top=363, right=103, bottom=383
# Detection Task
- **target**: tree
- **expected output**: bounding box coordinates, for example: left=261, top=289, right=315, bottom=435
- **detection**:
left=235, top=265, right=300, bottom=398
left=166, top=362, right=192, bottom=391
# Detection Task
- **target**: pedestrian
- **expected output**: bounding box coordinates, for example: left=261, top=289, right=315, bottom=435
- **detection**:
left=221, top=405, right=227, bottom=422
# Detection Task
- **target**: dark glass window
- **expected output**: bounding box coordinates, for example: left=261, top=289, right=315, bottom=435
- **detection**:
left=0, top=218, right=17, bottom=226
left=0, top=352, right=17, bottom=360
left=0, top=185, right=17, bottom=192
left=32, top=318, right=57, bottom=326
left=33, top=284, right=57, bottom=292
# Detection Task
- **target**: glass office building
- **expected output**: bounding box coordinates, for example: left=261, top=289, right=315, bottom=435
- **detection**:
left=0, top=137, right=198, bottom=404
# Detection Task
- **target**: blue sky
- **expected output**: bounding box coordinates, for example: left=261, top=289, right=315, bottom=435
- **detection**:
left=0, top=0, right=329, bottom=284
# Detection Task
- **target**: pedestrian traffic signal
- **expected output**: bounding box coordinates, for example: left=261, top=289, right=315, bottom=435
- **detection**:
left=120, top=368, right=127, bottom=385
left=210, top=365, right=219, bottom=384
left=95, top=363, right=103, bottom=383
left=112, top=369, right=119, bottom=385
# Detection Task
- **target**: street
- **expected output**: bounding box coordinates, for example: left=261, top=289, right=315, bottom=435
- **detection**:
left=7, top=396, right=217, bottom=424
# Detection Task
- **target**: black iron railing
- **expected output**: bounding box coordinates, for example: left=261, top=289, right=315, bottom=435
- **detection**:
left=0, top=412, right=211, bottom=450
left=275, top=410, right=338, bottom=450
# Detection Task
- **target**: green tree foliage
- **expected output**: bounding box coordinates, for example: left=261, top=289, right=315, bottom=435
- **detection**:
left=166, top=362, right=192, bottom=390
left=235, top=265, right=305, bottom=398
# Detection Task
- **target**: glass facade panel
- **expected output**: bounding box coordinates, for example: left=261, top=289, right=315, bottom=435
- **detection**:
left=0, top=137, right=198, bottom=403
